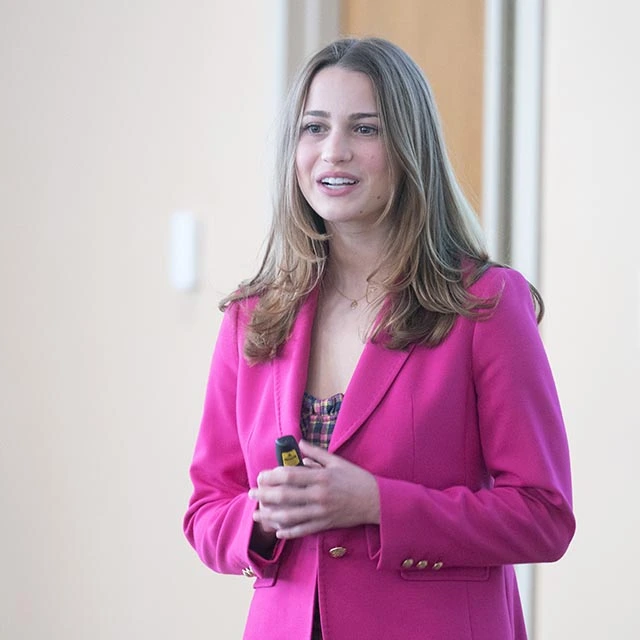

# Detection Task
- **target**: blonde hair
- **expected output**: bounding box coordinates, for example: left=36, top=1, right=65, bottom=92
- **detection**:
left=222, top=37, right=541, bottom=362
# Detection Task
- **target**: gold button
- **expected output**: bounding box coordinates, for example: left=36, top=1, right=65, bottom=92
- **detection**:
left=416, top=560, right=428, bottom=570
left=432, top=561, right=443, bottom=571
left=401, top=558, right=414, bottom=569
left=242, top=567, right=256, bottom=578
left=329, top=546, right=347, bottom=558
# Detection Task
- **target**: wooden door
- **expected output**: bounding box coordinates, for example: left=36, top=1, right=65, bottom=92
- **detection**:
left=341, top=0, right=485, bottom=211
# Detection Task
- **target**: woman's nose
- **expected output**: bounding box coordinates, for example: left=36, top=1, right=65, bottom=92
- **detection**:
left=321, top=131, right=352, bottom=164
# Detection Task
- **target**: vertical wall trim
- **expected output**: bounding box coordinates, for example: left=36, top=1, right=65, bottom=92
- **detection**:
left=481, top=0, right=515, bottom=263
left=304, top=0, right=341, bottom=55
left=481, top=0, right=503, bottom=259
left=284, top=0, right=340, bottom=89
left=274, top=0, right=290, bottom=104
left=483, top=0, right=544, bottom=635
left=511, top=1, right=545, bottom=638
left=511, top=0, right=544, bottom=286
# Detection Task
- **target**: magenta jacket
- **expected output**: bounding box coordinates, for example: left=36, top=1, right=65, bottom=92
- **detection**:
left=184, top=267, right=575, bottom=639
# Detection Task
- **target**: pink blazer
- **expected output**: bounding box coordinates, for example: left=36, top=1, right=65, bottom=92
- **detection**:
left=184, top=267, right=575, bottom=639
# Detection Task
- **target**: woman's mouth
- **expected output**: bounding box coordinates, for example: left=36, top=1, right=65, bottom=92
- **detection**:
left=318, top=176, right=359, bottom=189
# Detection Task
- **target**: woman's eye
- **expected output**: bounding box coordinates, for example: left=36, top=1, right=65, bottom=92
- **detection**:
left=355, top=124, right=378, bottom=135
left=303, top=123, right=323, bottom=134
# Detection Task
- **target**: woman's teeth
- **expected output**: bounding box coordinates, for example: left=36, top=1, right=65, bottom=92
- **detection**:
left=321, top=177, right=357, bottom=187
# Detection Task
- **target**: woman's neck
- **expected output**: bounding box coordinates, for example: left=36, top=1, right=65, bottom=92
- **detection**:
left=325, top=222, right=389, bottom=295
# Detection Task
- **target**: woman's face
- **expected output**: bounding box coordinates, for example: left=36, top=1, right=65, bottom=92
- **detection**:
left=295, top=66, right=395, bottom=232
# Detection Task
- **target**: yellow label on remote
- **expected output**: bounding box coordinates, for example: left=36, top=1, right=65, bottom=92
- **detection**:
left=281, top=449, right=301, bottom=466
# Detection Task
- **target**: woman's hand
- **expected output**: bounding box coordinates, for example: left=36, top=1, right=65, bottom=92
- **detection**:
left=248, top=440, right=380, bottom=539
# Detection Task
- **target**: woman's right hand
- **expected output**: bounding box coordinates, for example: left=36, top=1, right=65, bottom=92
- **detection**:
left=248, top=441, right=380, bottom=540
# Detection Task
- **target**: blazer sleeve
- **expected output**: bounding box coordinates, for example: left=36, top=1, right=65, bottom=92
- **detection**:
left=183, top=302, right=284, bottom=578
left=372, top=268, right=576, bottom=570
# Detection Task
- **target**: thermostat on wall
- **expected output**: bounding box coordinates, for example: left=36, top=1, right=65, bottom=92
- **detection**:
left=169, top=211, right=199, bottom=292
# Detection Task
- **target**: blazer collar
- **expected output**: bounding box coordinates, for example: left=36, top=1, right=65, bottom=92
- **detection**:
left=330, top=339, right=414, bottom=452
left=272, top=287, right=414, bottom=451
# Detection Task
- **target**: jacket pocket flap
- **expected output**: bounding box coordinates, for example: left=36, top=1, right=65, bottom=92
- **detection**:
left=401, top=565, right=490, bottom=582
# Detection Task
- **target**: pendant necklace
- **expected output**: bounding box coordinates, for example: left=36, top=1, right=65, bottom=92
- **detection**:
left=332, top=281, right=370, bottom=310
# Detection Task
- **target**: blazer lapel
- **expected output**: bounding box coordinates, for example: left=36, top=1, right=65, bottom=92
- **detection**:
left=329, top=340, right=415, bottom=453
left=272, top=289, right=414, bottom=451
left=272, top=288, right=319, bottom=440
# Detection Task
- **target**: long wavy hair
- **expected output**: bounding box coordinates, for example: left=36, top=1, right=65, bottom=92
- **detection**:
left=222, top=37, right=542, bottom=363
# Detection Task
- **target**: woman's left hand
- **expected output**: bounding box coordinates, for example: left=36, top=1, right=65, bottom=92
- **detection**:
left=248, top=440, right=381, bottom=539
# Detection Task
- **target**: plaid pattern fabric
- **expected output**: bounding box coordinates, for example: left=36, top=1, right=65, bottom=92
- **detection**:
left=301, top=392, right=343, bottom=640
left=300, top=391, right=343, bottom=450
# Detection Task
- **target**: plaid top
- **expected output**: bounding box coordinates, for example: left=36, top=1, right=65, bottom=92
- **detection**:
left=300, top=391, right=344, bottom=640
left=300, top=391, right=344, bottom=449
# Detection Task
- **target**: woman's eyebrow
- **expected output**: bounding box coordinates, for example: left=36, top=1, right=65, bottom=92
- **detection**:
left=349, top=112, right=379, bottom=120
left=302, top=110, right=379, bottom=119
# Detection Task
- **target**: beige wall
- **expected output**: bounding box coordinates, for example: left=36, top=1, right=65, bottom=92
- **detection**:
left=0, top=2, right=283, bottom=637
left=536, top=1, right=640, bottom=638
left=3, top=1, right=639, bottom=639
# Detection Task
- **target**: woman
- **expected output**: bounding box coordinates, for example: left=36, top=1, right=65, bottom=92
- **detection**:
left=184, top=38, right=575, bottom=639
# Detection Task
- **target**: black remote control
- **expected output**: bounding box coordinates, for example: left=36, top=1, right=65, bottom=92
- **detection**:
left=275, top=435, right=304, bottom=467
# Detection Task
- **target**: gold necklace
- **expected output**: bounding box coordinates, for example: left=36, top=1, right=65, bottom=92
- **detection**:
left=331, top=281, right=370, bottom=310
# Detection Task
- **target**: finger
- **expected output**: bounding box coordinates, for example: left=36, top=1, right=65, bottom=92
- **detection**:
left=259, top=503, right=324, bottom=529
left=252, top=513, right=278, bottom=534
left=262, top=467, right=323, bottom=491
left=255, top=467, right=289, bottom=486
left=257, top=465, right=313, bottom=487
left=251, top=483, right=311, bottom=507
left=275, top=517, right=330, bottom=539
left=298, top=440, right=335, bottom=466
left=252, top=508, right=280, bottom=531
left=302, top=457, right=322, bottom=469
